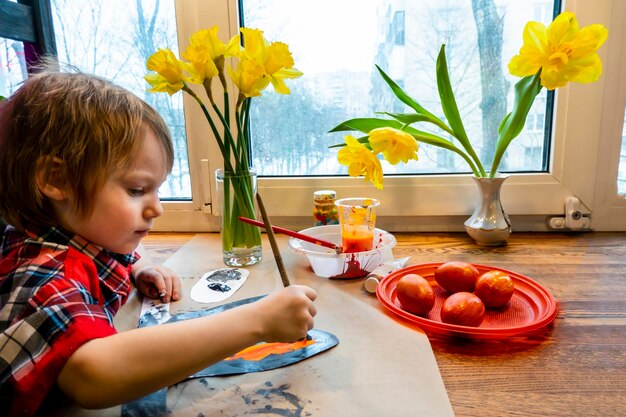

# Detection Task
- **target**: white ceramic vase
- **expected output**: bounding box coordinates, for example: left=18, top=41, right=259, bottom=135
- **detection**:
left=464, top=175, right=512, bottom=246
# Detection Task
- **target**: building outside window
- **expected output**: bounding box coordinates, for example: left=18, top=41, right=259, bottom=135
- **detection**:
left=392, top=11, right=405, bottom=45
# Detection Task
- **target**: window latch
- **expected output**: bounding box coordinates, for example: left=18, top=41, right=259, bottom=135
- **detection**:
left=547, top=196, right=591, bottom=230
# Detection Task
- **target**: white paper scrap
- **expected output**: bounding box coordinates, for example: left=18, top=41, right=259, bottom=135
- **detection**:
left=139, top=297, right=171, bottom=325
left=190, top=268, right=249, bottom=303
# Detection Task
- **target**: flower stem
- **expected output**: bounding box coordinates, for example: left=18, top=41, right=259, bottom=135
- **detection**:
left=223, top=90, right=231, bottom=166
left=237, top=98, right=252, bottom=169
left=219, top=170, right=261, bottom=251
left=488, top=72, right=543, bottom=178
left=210, top=99, right=244, bottom=172
left=453, top=148, right=481, bottom=177
left=182, top=84, right=234, bottom=173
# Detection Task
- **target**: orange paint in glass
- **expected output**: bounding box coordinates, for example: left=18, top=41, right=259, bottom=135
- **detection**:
left=335, top=198, right=379, bottom=254
left=341, top=228, right=374, bottom=253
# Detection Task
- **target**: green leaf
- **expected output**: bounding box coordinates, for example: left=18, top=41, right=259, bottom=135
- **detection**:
left=0, top=95, right=5, bottom=101
left=403, top=126, right=480, bottom=176
left=329, top=118, right=480, bottom=176
left=333, top=65, right=463, bottom=137
left=378, top=112, right=432, bottom=125
left=375, top=65, right=455, bottom=136
left=328, top=135, right=371, bottom=148
left=329, top=117, right=403, bottom=134
left=499, top=73, right=542, bottom=141
left=375, top=65, right=435, bottom=117
left=403, top=125, right=456, bottom=150
left=497, top=113, right=511, bottom=135
left=436, top=45, right=485, bottom=176
left=436, top=46, right=469, bottom=143
left=490, top=72, right=543, bottom=177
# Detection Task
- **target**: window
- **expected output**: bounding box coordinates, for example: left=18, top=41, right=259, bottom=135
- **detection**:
left=564, top=0, right=626, bottom=231
left=0, top=0, right=54, bottom=94
left=0, top=36, right=27, bottom=96
left=50, top=0, right=191, bottom=200
left=5, top=0, right=625, bottom=231
left=242, top=0, right=554, bottom=177
left=0, top=0, right=28, bottom=95
left=192, top=0, right=623, bottom=232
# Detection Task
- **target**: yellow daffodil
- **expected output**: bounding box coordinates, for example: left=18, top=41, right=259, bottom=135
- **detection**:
left=369, top=127, right=419, bottom=165
left=265, top=42, right=303, bottom=94
left=233, top=28, right=302, bottom=96
left=145, top=49, right=190, bottom=95
left=182, top=26, right=240, bottom=84
left=338, top=135, right=384, bottom=190
left=239, top=28, right=265, bottom=56
left=508, top=11, right=608, bottom=90
left=146, top=26, right=302, bottom=255
left=228, top=57, right=268, bottom=98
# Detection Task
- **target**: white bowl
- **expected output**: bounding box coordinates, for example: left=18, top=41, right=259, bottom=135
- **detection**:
left=288, top=225, right=396, bottom=278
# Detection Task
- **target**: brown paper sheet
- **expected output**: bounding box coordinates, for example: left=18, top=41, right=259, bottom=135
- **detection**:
left=53, top=234, right=455, bottom=417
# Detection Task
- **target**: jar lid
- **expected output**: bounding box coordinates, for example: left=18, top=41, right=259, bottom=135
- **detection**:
left=363, top=276, right=380, bottom=294
left=313, top=190, right=336, bottom=201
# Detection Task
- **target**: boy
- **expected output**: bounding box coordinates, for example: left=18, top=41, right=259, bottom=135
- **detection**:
left=0, top=71, right=317, bottom=416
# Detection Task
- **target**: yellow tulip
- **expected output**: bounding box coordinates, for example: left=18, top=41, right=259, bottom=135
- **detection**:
left=508, top=11, right=608, bottom=90
left=338, top=135, right=384, bottom=190
left=145, top=49, right=190, bottom=95
left=369, top=127, right=419, bottom=165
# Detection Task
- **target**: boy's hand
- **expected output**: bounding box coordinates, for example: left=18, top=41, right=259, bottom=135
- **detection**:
left=133, top=265, right=181, bottom=303
left=254, top=285, right=318, bottom=343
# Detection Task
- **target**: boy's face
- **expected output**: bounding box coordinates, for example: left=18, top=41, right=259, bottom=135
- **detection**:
left=61, top=129, right=169, bottom=254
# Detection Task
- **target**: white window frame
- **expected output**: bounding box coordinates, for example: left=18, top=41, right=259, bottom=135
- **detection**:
left=154, top=0, right=626, bottom=232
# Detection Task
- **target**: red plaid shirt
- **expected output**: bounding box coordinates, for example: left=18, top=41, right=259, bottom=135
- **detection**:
left=0, top=225, right=138, bottom=416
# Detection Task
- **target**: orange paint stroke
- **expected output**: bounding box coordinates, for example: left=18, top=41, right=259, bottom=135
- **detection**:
left=226, top=338, right=316, bottom=362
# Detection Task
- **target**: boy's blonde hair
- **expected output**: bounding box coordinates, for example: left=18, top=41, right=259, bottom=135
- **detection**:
left=0, top=70, right=174, bottom=231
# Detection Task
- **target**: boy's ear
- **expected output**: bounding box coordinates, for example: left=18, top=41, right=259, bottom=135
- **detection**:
left=36, top=157, right=69, bottom=201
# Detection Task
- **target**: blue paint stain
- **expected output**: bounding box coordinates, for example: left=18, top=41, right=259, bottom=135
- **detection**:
left=207, top=282, right=231, bottom=292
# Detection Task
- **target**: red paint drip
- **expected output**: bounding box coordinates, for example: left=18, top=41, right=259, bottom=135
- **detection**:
left=330, top=254, right=367, bottom=279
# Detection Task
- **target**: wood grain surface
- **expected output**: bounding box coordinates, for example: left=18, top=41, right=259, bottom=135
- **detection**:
left=142, top=231, right=626, bottom=417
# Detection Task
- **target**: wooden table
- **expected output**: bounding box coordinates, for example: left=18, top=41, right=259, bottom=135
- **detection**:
left=139, top=231, right=626, bottom=417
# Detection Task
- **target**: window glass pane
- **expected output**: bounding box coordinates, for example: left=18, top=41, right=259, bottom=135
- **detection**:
left=50, top=0, right=190, bottom=200
left=241, top=0, right=555, bottom=176
left=0, top=37, right=27, bottom=97
left=617, top=109, right=626, bottom=196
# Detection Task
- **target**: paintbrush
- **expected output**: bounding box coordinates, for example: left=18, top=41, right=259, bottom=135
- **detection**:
left=238, top=216, right=342, bottom=254
left=255, top=193, right=291, bottom=287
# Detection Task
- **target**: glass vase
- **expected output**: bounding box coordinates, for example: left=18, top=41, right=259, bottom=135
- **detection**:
left=463, top=175, right=512, bottom=246
left=215, top=168, right=262, bottom=266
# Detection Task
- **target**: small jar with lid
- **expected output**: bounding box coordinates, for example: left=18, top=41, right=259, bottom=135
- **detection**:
left=313, top=190, right=339, bottom=226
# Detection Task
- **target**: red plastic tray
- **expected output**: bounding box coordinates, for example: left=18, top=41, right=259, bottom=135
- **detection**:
left=376, top=263, right=558, bottom=339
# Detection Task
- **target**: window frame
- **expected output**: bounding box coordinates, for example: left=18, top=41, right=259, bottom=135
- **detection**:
left=155, top=0, right=625, bottom=232
left=588, top=0, right=626, bottom=231
left=0, top=0, right=56, bottom=69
